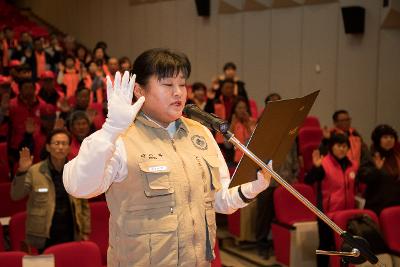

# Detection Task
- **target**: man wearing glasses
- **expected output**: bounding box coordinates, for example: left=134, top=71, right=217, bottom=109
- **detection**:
left=11, top=128, right=91, bottom=252
left=321, top=109, right=368, bottom=169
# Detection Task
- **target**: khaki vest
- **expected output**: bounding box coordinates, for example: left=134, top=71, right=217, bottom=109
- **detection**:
left=106, top=114, right=222, bottom=267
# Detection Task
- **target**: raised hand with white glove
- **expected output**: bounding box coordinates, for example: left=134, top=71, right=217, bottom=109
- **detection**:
left=102, top=71, right=145, bottom=141
left=239, top=160, right=273, bottom=201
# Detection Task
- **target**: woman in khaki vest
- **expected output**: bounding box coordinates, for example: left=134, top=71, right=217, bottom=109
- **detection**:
left=63, top=48, right=272, bottom=267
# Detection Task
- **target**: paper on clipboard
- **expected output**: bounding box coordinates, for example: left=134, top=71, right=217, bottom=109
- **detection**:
left=229, top=91, right=319, bottom=188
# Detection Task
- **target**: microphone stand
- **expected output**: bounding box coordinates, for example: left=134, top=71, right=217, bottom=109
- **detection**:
left=223, top=131, right=381, bottom=266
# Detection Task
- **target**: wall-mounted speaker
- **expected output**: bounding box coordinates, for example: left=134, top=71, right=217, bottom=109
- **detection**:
left=341, top=6, right=365, bottom=34
left=195, top=0, right=210, bottom=17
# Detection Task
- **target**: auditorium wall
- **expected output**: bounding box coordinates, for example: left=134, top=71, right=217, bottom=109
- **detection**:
left=25, top=0, right=400, bottom=141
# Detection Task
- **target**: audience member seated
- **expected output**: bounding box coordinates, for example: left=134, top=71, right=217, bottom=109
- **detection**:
left=38, top=70, right=64, bottom=107
left=8, top=78, right=46, bottom=170
left=229, top=96, right=256, bottom=164
left=186, top=82, right=215, bottom=114
left=305, top=133, right=357, bottom=267
left=106, top=57, right=119, bottom=80
left=67, top=111, right=92, bottom=160
left=119, top=56, right=132, bottom=73
left=62, top=86, right=104, bottom=130
left=356, top=124, right=400, bottom=215
left=321, top=110, right=368, bottom=170
left=82, top=61, right=105, bottom=104
left=211, top=62, right=248, bottom=101
left=18, top=104, right=59, bottom=163
left=57, top=55, right=80, bottom=98
left=0, top=76, right=11, bottom=141
left=10, top=129, right=91, bottom=252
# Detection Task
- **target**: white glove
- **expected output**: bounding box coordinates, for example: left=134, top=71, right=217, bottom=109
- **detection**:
left=102, top=71, right=145, bottom=139
left=241, top=160, right=273, bottom=199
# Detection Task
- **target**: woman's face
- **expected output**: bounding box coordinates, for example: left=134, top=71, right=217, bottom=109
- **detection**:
left=235, top=101, right=249, bottom=120
left=76, top=90, right=90, bottom=109
left=332, top=143, right=349, bottom=159
left=380, top=134, right=395, bottom=151
left=136, top=73, right=187, bottom=127
left=221, top=82, right=234, bottom=97
left=71, top=118, right=90, bottom=141
left=88, top=62, right=98, bottom=74
left=193, top=88, right=206, bottom=102
left=94, top=48, right=104, bottom=60
left=65, top=58, right=75, bottom=68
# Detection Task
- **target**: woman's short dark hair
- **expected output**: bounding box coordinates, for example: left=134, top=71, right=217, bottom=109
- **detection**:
left=371, top=124, right=398, bottom=146
left=223, top=62, right=236, bottom=71
left=68, top=110, right=90, bottom=130
left=132, top=48, right=191, bottom=86
left=46, top=128, right=72, bottom=145
left=191, top=82, right=207, bottom=92
left=332, top=110, right=349, bottom=122
left=329, top=133, right=350, bottom=150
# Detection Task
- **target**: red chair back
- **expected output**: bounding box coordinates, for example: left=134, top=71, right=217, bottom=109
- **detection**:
left=298, top=127, right=323, bottom=150
left=0, top=251, right=26, bottom=267
left=274, top=183, right=316, bottom=225
left=43, top=241, right=102, bottom=267
left=380, top=206, right=400, bottom=253
left=0, top=182, right=26, bottom=218
left=302, top=116, right=321, bottom=128
left=9, top=211, right=27, bottom=251
left=331, top=209, right=379, bottom=249
left=330, top=209, right=379, bottom=267
left=211, top=241, right=222, bottom=267
left=89, top=201, right=109, bottom=265
left=0, top=221, right=4, bottom=251
left=0, top=142, right=10, bottom=182
left=299, top=142, right=320, bottom=173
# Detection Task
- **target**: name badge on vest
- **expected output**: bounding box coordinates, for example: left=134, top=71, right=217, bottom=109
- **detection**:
left=148, top=166, right=168, bottom=172
left=191, top=135, right=208, bottom=150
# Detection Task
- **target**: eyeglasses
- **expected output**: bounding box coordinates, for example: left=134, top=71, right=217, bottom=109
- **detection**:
left=50, top=141, right=69, bottom=147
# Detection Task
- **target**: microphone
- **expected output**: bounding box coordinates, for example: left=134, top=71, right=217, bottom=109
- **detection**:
left=183, top=104, right=230, bottom=134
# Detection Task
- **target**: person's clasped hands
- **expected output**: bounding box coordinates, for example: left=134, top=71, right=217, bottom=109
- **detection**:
left=102, top=71, right=145, bottom=139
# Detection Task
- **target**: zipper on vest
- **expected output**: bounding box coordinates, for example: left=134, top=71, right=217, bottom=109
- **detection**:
left=170, top=137, right=199, bottom=263
left=171, top=139, right=177, bottom=151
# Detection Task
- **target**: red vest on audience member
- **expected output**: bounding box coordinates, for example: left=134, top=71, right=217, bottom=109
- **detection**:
left=321, top=153, right=357, bottom=214
left=9, top=97, right=45, bottom=150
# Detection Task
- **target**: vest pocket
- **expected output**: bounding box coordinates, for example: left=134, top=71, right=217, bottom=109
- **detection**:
left=139, top=160, right=174, bottom=197
left=122, top=213, right=178, bottom=266
left=203, top=155, right=222, bottom=191
left=27, top=208, right=47, bottom=235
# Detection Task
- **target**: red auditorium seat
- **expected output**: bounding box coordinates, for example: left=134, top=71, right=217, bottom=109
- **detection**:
left=0, top=221, right=4, bottom=251
left=211, top=241, right=222, bottom=267
left=0, top=142, right=10, bottom=182
left=298, top=127, right=323, bottom=151
left=272, top=183, right=318, bottom=266
left=9, top=211, right=27, bottom=252
left=9, top=211, right=37, bottom=254
left=89, top=201, right=109, bottom=265
left=380, top=206, right=400, bottom=255
left=302, top=116, right=321, bottom=128
left=0, top=251, right=26, bottom=267
left=43, top=241, right=102, bottom=267
left=329, top=209, right=379, bottom=267
left=0, top=182, right=27, bottom=219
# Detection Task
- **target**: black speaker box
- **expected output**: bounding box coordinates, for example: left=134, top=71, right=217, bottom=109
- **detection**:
left=341, top=6, right=365, bottom=34
left=195, top=0, right=210, bottom=17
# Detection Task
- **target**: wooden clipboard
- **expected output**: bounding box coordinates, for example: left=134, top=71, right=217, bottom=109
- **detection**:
left=229, top=90, right=319, bottom=188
